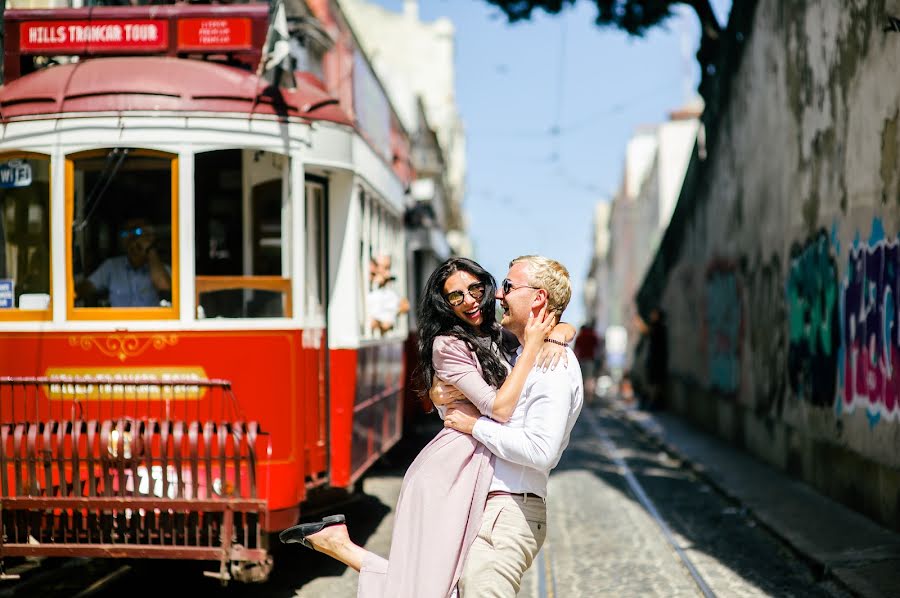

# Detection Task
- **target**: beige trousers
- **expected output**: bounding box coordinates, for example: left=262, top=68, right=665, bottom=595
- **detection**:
left=458, top=494, right=547, bottom=597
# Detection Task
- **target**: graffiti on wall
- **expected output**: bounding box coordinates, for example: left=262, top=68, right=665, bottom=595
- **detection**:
left=839, top=219, right=900, bottom=424
left=705, top=262, right=741, bottom=394
left=682, top=224, right=899, bottom=426
left=743, top=255, right=787, bottom=415
left=786, top=230, right=840, bottom=406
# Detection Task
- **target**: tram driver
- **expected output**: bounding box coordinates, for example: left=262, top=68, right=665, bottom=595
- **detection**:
left=75, top=217, right=172, bottom=308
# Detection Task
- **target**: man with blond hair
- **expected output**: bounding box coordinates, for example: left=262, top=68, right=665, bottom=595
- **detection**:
left=442, top=255, right=584, bottom=597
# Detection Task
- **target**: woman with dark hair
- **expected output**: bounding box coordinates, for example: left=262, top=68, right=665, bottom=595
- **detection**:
left=280, top=257, right=573, bottom=597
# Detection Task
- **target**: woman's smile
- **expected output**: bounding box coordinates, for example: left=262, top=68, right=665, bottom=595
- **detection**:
left=463, top=306, right=481, bottom=321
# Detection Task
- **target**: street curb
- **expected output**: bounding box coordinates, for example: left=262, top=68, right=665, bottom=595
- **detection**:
left=598, top=398, right=865, bottom=598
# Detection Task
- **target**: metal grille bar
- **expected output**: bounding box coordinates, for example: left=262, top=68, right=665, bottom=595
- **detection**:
left=0, top=377, right=269, bottom=580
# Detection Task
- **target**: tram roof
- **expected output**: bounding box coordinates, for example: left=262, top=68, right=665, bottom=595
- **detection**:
left=0, top=56, right=352, bottom=125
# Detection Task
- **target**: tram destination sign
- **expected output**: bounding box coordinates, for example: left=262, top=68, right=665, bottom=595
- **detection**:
left=178, top=17, right=252, bottom=51
left=20, top=20, right=169, bottom=53
left=0, top=160, right=32, bottom=189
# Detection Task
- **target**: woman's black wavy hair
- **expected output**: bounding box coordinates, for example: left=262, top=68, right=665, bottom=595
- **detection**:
left=417, top=257, right=509, bottom=396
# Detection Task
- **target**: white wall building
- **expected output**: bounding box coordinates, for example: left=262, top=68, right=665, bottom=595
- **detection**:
left=339, top=0, right=470, bottom=256
left=584, top=201, right=611, bottom=330
left=586, top=100, right=701, bottom=362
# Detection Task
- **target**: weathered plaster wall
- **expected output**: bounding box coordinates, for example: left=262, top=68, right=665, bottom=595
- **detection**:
left=657, top=0, right=900, bottom=530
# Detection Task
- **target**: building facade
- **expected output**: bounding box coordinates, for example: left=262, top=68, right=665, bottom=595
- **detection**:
left=637, top=0, right=900, bottom=533
left=586, top=103, right=700, bottom=366
left=338, top=0, right=469, bottom=257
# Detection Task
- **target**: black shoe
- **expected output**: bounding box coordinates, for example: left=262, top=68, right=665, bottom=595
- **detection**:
left=279, top=514, right=346, bottom=549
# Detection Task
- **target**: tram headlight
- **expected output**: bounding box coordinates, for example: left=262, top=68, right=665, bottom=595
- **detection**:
left=212, top=478, right=235, bottom=497
left=108, top=429, right=133, bottom=459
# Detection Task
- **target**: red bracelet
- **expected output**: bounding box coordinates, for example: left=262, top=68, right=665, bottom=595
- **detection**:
left=543, top=338, right=568, bottom=347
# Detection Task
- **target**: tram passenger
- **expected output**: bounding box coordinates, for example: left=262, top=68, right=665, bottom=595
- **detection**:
left=76, top=217, right=171, bottom=308
left=280, top=256, right=576, bottom=597
left=367, top=254, right=409, bottom=334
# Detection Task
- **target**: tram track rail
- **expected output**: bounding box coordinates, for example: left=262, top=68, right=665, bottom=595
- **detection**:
left=582, top=407, right=718, bottom=598
left=535, top=537, right=557, bottom=598
left=0, top=558, right=133, bottom=597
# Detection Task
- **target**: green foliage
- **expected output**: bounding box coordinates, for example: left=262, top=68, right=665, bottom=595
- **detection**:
left=485, top=0, right=679, bottom=36
left=483, top=0, right=724, bottom=72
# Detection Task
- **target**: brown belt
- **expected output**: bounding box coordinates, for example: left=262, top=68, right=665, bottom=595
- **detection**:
left=487, top=490, right=544, bottom=500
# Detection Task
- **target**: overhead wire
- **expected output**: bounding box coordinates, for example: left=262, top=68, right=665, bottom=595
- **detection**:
left=472, top=7, right=689, bottom=201
left=471, top=74, right=684, bottom=139
left=549, top=16, right=568, bottom=162
left=555, top=74, right=685, bottom=133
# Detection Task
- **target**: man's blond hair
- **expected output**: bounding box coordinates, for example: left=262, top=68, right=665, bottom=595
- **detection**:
left=510, top=255, right=571, bottom=316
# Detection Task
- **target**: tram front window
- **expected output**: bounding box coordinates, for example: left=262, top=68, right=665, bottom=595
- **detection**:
left=0, top=154, right=51, bottom=314
left=194, top=149, right=291, bottom=319
left=70, top=150, right=175, bottom=312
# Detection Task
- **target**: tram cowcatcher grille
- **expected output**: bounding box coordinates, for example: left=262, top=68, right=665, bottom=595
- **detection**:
left=0, top=377, right=269, bottom=574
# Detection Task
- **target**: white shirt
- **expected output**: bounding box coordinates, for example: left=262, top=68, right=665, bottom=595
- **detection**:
left=367, top=286, right=401, bottom=325
left=471, top=346, right=583, bottom=498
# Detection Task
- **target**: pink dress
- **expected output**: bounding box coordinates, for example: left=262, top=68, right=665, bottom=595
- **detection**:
left=357, top=335, right=505, bottom=598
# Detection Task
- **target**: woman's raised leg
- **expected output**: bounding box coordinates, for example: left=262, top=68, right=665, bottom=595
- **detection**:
left=302, top=523, right=370, bottom=571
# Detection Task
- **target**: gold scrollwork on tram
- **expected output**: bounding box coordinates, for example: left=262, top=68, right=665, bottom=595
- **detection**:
left=67, top=333, right=179, bottom=362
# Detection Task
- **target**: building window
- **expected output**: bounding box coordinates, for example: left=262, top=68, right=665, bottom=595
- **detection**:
left=68, top=149, right=178, bottom=320
left=0, top=153, right=51, bottom=319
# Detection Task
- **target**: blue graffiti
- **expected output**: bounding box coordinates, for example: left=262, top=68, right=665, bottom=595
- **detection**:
left=705, top=267, right=741, bottom=394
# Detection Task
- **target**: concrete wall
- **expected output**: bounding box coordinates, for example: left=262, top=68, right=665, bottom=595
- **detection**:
left=650, top=0, right=900, bottom=531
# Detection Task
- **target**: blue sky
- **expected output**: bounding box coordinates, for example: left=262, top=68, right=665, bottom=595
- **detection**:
left=374, top=0, right=732, bottom=325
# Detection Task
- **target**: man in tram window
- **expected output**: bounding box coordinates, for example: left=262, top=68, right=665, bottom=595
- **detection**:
left=366, top=254, right=409, bottom=334
left=76, top=217, right=171, bottom=308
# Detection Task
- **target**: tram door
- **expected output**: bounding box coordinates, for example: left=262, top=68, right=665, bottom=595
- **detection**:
left=303, top=178, right=327, bottom=323
left=302, top=177, right=329, bottom=476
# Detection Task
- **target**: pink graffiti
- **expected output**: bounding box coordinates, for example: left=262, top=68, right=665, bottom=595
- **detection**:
left=840, top=231, right=900, bottom=422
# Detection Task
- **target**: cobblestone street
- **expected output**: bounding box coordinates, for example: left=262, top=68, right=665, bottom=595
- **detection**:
left=292, top=402, right=850, bottom=598
left=6, top=402, right=857, bottom=597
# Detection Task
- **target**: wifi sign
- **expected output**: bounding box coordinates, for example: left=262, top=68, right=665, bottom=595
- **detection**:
left=0, top=160, right=32, bottom=189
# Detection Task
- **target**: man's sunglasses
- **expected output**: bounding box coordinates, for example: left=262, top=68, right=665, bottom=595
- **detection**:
left=501, top=278, right=539, bottom=296
left=120, top=227, right=146, bottom=239
left=445, top=283, right=486, bottom=307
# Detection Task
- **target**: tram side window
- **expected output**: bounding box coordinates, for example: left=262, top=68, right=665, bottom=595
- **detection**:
left=194, top=150, right=291, bottom=319
left=359, top=191, right=407, bottom=338
left=71, top=150, right=174, bottom=310
left=0, top=155, right=50, bottom=312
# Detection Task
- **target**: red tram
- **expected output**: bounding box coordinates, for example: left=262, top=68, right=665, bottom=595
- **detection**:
left=0, top=1, right=437, bottom=582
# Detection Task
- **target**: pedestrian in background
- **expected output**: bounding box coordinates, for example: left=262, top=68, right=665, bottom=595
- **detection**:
left=574, top=321, right=600, bottom=400
left=645, top=308, right=668, bottom=411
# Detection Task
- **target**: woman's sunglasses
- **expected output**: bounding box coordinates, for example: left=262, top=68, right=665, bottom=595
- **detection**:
left=445, top=283, right=486, bottom=307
